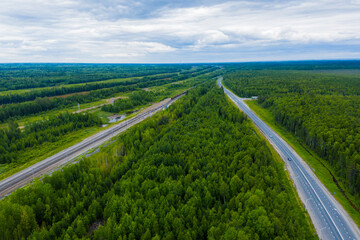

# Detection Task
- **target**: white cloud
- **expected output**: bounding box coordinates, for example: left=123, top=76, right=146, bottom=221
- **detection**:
left=0, top=0, right=359, bottom=62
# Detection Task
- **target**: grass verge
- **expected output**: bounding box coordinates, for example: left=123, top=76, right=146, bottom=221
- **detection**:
left=0, top=126, right=103, bottom=180
left=245, top=99, right=360, bottom=228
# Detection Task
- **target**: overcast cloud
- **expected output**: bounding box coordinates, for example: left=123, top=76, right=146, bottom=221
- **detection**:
left=0, top=0, right=359, bottom=63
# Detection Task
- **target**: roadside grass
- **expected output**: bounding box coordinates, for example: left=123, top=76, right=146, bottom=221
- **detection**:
left=92, top=110, right=113, bottom=121
left=245, top=99, right=360, bottom=228
left=0, top=126, right=103, bottom=180
left=0, top=107, right=142, bottom=181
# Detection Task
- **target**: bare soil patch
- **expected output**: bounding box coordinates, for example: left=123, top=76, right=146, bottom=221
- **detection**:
left=48, top=91, right=90, bottom=99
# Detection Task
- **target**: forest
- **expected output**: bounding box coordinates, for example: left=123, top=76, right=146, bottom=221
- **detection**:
left=223, top=70, right=360, bottom=199
left=0, top=112, right=102, bottom=165
left=0, top=65, right=218, bottom=105
left=0, top=65, right=220, bottom=123
left=1, top=61, right=358, bottom=92
left=0, top=78, right=137, bottom=105
left=221, top=60, right=360, bottom=72
left=102, top=90, right=156, bottom=113
left=0, top=85, right=136, bottom=123
left=0, top=82, right=315, bottom=239
left=0, top=64, right=221, bottom=181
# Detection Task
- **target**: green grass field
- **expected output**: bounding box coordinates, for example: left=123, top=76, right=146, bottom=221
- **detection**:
left=245, top=99, right=360, bottom=228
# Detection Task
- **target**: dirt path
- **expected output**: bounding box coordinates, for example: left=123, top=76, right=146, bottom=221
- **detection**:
left=73, top=96, right=128, bottom=113
left=48, top=91, right=90, bottom=99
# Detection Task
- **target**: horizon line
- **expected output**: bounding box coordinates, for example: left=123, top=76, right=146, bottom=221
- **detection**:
left=0, top=59, right=360, bottom=65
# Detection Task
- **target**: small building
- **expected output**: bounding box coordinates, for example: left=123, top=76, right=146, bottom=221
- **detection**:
left=108, top=114, right=125, bottom=123
left=251, top=96, right=258, bottom=99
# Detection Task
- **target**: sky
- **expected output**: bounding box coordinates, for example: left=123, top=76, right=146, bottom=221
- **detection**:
left=0, top=0, right=359, bottom=63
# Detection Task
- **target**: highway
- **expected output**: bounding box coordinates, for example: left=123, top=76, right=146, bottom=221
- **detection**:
left=0, top=93, right=185, bottom=198
left=218, top=77, right=360, bottom=240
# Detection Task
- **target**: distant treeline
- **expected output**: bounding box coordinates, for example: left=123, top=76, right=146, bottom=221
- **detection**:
left=0, top=66, right=218, bottom=105
left=0, top=64, right=193, bottom=91
left=222, top=60, right=360, bottom=72
left=223, top=70, right=360, bottom=97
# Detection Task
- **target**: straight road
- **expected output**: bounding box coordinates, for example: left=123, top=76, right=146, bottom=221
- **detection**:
left=0, top=92, right=186, bottom=198
left=218, top=77, right=360, bottom=240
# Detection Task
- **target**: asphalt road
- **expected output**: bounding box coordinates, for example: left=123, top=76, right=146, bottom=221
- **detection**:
left=0, top=93, right=185, bottom=198
left=218, top=77, right=360, bottom=240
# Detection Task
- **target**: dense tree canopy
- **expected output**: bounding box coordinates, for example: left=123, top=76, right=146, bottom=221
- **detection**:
left=0, top=65, right=219, bottom=105
left=0, top=82, right=315, bottom=239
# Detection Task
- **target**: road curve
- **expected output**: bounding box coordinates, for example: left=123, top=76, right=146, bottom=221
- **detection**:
left=0, top=93, right=186, bottom=198
left=218, top=77, right=360, bottom=240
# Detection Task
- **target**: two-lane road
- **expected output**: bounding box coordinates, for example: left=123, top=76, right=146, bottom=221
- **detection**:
left=218, top=77, right=360, bottom=240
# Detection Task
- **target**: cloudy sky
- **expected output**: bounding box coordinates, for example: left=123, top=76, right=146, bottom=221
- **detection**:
left=0, top=0, right=359, bottom=63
